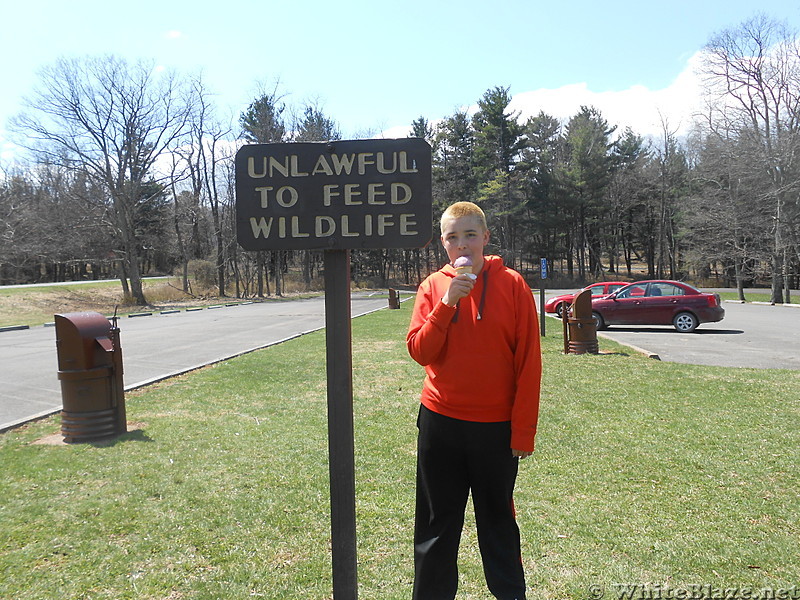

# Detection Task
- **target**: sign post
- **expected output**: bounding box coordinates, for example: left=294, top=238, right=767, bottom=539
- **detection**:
left=236, top=139, right=432, bottom=599
left=539, top=257, right=547, bottom=337
left=324, top=248, right=357, bottom=596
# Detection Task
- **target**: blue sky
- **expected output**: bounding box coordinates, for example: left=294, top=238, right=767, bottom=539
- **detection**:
left=2, top=0, right=799, bottom=165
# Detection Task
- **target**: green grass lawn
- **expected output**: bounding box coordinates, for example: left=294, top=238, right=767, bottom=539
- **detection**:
left=718, top=291, right=799, bottom=304
left=1, top=301, right=798, bottom=599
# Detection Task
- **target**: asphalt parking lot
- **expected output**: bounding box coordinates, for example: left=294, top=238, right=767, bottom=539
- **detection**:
left=2, top=289, right=798, bottom=433
left=540, top=291, right=800, bottom=370
left=0, top=293, right=395, bottom=432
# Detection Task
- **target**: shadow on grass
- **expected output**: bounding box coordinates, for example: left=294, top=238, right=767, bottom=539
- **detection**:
left=31, top=426, right=153, bottom=447
left=86, top=427, right=154, bottom=447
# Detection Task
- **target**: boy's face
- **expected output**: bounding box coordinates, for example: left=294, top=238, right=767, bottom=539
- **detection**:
left=440, top=215, right=490, bottom=273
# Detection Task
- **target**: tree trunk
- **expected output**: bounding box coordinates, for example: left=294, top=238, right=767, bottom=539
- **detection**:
left=257, top=252, right=265, bottom=297
left=771, top=252, right=783, bottom=304
left=735, top=258, right=746, bottom=301
left=118, top=257, right=130, bottom=298
left=783, top=247, right=791, bottom=304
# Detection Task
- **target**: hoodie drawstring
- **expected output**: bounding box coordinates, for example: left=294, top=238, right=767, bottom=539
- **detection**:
left=477, top=270, right=488, bottom=320
left=452, top=270, right=488, bottom=323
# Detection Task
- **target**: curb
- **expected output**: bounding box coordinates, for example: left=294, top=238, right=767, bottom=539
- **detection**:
left=724, top=299, right=799, bottom=308
left=749, top=301, right=800, bottom=308
left=597, top=332, right=661, bottom=360
left=0, top=325, right=30, bottom=333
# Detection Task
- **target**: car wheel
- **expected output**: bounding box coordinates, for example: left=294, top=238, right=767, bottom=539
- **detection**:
left=556, top=302, right=569, bottom=318
left=673, top=312, right=698, bottom=333
left=592, top=311, right=606, bottom=330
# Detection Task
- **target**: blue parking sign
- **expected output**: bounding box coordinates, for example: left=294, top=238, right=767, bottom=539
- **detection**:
left=540, top=257, right=548, bottom=279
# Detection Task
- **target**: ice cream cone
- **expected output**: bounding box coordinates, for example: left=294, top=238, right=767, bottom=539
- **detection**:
left=453, top=256, right=473, bottom=277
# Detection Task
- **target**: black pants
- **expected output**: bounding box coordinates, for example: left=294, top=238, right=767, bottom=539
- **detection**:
left=413, top=405, right=526, bottom=600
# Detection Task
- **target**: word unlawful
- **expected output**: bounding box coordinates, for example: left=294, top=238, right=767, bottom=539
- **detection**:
left=246, top=150, right=418, bottom=179
left=246, top=151, right=420, bottom=242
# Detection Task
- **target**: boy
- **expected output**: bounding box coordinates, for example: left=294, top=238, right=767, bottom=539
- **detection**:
left=406, top=201, right=542, bottom=600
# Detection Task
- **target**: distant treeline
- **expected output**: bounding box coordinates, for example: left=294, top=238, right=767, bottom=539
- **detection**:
left=1, top=14, right=798, bottom=302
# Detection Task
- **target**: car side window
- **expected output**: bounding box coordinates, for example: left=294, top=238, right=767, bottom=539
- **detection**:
left=649, top=283, right=683, bottom=296
left=666, top=285, right=684, bottom=296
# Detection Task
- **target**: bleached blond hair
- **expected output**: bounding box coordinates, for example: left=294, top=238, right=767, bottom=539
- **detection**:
left=440, top=202, right=487, bottom=233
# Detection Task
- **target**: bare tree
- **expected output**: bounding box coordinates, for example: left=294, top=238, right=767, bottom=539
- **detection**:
left=169, top=76, right=234, bottom=296
left=686, top=115, right=773, bottom=298
left=11, top=55, right=196, bottom=304
left=654, top=115, right=688, bottom=279
left=702, top=15, right=800, bottom=302
left=197, top=99, right=235, bottom=297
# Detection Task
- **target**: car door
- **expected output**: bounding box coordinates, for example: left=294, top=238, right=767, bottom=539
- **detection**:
left=634, top=282, right=677, bottom=325
left=603, top=284, right=647, bottom=324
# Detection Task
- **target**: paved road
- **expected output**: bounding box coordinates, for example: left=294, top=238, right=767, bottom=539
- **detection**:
left=539, top=291, right=800, bottom=370
left=0, top=293, right=396, bottom=431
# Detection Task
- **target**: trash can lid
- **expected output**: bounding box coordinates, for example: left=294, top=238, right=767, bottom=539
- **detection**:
left=54, top=312, right=112, bottom=371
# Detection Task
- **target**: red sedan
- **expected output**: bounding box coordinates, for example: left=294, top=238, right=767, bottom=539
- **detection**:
left=590, top=280, right=725, bottom=333
left=545, top=281, right=629, bottom=318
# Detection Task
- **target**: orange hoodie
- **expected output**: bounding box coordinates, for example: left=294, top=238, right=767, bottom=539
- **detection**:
left=407, top=255, right=542, bottom=452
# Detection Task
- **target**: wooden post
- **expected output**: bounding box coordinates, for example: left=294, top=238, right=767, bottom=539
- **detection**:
left=324, top=249, right=358, bottom=600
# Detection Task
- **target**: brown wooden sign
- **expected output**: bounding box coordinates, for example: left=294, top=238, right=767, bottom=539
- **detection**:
left=235, top=138, right=432, bottom=251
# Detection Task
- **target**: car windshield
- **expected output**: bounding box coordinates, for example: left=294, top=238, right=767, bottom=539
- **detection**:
left=616, top=285, right=646, bottom=299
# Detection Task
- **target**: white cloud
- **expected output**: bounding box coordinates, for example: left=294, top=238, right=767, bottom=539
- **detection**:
left=380, top=125, right=413, bottom=139
left=0, top=137, right=23, bottom=170
left=380, top=52, right=708, bottom=142
left=508, top=51, right=706, bottom=139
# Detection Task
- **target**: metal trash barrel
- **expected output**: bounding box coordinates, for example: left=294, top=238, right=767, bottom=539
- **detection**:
left=54, top=312, right=126, bottom=442
left=564, top=289, right=599, bottom=354
left=567, top=317, right=599, bottom=354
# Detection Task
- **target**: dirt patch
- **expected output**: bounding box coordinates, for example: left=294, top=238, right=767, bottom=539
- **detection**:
left=32, top=422, right=148, bottom=446
left=32, top=432, right=69, bottom=446
left=2, top=287, right=124, bottom=315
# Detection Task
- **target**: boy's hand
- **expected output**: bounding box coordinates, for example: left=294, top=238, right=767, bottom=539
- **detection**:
left=442, top=274, right=475, bottom=306
left=512, top=449, right=533, bottom=459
